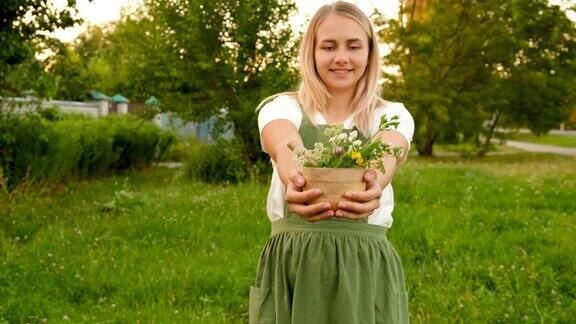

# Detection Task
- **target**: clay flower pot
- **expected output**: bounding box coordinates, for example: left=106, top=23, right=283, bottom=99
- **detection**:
left=302, top=167, right=366, bottom=211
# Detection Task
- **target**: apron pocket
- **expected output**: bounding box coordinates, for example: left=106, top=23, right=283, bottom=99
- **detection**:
left=395, top=290, right=410, bottom=324
left=249, top=285, right=274, bottom=324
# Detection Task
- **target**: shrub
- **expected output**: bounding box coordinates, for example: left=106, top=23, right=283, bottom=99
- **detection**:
left=0, top=110, right=176, bottom=191
left=0, top=112, right=48, bottom=189
left=106, top=115, right=171, bottom=170
left=158, top=137, right=204, bottom=162
left=183, top=138, right=248, bottom=184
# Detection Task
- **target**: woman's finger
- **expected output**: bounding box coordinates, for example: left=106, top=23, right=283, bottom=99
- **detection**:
left=288, top=169, right=305, bottom=188
left=289, top=201, right=332, bottom=217
left=363, top=169, right=378, bottom=183
left=285, top=188, right=322, bottom=204
left=305, top=209, right=336, bottom=223
left=337, top=198, right=380, bottom=215
left=334, top=207, right=372, bottom=220
left=344, top=184, right=382, bottom=202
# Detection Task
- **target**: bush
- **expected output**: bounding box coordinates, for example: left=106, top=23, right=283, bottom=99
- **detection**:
left=183, top=138, right=248, bottom=184
left=106, top=115, right=175, bottom=170
left=0, top=110, right=176, bottom=191
left=158, top=137, right=200, bottom=162
left=0, top=112, right=48, bottom=189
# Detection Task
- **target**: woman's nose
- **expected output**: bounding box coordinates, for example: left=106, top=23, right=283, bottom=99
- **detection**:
left=334, top=55, right=349, bottom=65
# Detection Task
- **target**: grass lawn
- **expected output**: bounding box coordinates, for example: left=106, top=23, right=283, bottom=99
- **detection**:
left=1, top=153, right=575, bottom=322
left=507, top=132, right=576, bottom=148
left=410, top=142, right=525, bottom=155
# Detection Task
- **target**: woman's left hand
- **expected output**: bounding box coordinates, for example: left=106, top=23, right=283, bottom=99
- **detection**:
left=335, top=169, right=383, bottom=220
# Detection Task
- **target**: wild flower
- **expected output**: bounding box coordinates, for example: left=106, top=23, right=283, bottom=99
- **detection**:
left=292, top=114, right=403, bottom=174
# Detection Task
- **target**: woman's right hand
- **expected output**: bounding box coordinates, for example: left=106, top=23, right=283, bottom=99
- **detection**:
left=284, top=169, right=335, bottom=223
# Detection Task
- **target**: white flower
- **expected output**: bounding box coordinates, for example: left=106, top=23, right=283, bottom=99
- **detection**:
left=312, top=143, right=325, bottom=159
left=348, top=130, right=358, bottom=141
left=352, top=140, right=362, bottom=148
left=324, top=124, right=343, bottom=137
left=337, top=133, right=347, bottom=141
left=293, top=147, right=309, bottom=166
left=293, top=154, right=306, bottom=166
left=304, top=150, right=317, bottom=164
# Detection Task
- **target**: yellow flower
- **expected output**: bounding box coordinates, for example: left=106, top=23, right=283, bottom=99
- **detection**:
left=350, top=151, right=364, bottom=166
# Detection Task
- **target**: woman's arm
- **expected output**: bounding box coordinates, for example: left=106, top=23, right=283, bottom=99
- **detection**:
left=261, top=119, right=334, bottom=222
left=261, top=119, right=302, bottom=187
left=373, top=128, right=410, bottom=189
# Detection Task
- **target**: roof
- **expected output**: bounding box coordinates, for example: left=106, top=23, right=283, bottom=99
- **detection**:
left=89, top=91, right=112, bottom=101
left=145, top=96, right=160, bottom=106
left=111, top=94, right=130, bottom=103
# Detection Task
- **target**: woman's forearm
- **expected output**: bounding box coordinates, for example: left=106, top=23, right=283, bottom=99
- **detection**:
left=275, top=145, right=301, bottom=187
left=375, top=154, right=398, bottom=189
left=261, top=120, right=303, bottom=187
left=373, top=129, right=407, bottom=188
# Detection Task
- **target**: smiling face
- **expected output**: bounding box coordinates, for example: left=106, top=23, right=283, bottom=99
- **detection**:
left=314, top=14, right=370, bottom=94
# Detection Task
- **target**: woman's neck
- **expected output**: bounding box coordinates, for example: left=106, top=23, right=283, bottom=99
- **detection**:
left=326, top=88, right=355, bottom=119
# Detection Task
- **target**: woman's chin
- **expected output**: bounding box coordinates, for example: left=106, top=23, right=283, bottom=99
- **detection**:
left=326, top=82, right=357, bottom=93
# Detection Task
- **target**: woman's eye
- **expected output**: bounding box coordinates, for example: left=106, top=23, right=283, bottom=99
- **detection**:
left=322, top=46, right=335, bottom=51
left=349, top=45, right=361, bottom=50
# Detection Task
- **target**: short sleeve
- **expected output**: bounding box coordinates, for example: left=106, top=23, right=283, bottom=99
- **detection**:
left=257, top=94, right=303, bottom=153
left=372, top=102, right=415, bottom=151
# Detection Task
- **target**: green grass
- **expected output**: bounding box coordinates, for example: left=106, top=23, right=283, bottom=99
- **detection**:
left=410, top=142, right=525, bottom=155
left=1, top=153, right=575, bottom=322
left=508, top=132, right=576, bottom=148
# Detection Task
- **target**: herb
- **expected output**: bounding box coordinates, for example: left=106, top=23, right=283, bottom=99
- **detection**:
left=292, top=115, right=403, bottom=174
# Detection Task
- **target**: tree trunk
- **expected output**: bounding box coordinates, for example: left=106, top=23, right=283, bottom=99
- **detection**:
left=418, top=118, right=436, bottom=156
left=230, top=119, right=254, bottom=165
left=477, top=109, right=500, bottom=157
left=418, top=134, right=435, bottom=156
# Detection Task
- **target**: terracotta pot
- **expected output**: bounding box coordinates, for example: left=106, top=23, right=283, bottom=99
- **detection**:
left=302, top=167, right=367, bottom=212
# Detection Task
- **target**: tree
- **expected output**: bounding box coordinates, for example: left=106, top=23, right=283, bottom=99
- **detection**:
left=0, top=0, right=84, bottom=97
left=379, top=0, right=576, bottom=156
left=48, top=25, right=116, bottom=101
left=104, top=0, right=300, bottom=165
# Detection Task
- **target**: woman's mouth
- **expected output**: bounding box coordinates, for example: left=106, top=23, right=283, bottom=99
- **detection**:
left=329, top=69, right=353, bottom=75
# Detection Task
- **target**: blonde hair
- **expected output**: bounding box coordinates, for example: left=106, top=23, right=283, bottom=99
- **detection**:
left=256, top=1, right=383, bottom=137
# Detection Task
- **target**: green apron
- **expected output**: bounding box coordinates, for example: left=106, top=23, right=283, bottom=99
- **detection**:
left=250, top=105, right=410, bottom=324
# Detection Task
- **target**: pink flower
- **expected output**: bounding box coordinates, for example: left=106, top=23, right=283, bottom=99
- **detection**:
left=333, top=146, right=344, bottom=156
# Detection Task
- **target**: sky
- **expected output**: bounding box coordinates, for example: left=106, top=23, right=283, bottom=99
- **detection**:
left=50, top=0, right=401, bottom=43
left=50, top=0, right=576, bottom=43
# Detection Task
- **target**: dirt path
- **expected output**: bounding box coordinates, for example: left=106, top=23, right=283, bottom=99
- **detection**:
left=504, top=140, right=576, bottom=157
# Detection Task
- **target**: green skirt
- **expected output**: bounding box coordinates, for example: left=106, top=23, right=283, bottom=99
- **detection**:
left=249, top=216, right=410, bottom=324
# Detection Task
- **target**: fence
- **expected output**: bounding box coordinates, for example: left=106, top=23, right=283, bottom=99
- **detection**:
left=1, top=97, right=109, bottom=117
left=1, top=96, right=235, bottom=141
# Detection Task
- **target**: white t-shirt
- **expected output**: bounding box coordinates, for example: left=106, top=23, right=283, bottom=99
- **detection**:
left=257, top=94, right=415, bottom=228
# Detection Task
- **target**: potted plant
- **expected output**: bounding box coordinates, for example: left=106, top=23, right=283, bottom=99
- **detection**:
left=288, top=114, right=403, bottom=214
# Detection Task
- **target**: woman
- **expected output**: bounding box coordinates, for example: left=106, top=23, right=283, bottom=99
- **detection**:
left=252, top=2, right=414, bottom=323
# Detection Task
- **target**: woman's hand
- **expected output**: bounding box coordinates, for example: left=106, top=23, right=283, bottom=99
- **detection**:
left=284, top=169, right=335, bottom=223
left=335, top=169, right=383, bottom=220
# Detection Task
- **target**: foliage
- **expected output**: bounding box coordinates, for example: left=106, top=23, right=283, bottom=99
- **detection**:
left=157, top=137, right=199, bottom=162
left=293, top=115, right=403, bottom=172
left=48, top=0, right=300, bottom=166
left=182, top=137, right=249, bottom=184
left=0, top=0, right=82, bottom=97
left=0, top=110, right=175, bottom=191
left=379, top=0, right=576, bottom=156
left=47, top=25, right=115, bottom=101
